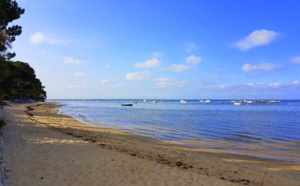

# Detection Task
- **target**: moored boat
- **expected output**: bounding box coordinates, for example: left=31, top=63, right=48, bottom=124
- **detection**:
left=180, top=100, right=188, bottom=104
left=268, top=100, right=281, bottom=103
left=233, top=102, right=243, bottom=106
left=122, top=103, right=133, bottom=106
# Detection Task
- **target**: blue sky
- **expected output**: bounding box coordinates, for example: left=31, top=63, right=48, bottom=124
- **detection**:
left=11, top=0, right=300, bottom=99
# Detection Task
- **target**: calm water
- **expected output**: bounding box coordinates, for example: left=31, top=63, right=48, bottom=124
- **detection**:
left=51, top=99, right=300, bottom=161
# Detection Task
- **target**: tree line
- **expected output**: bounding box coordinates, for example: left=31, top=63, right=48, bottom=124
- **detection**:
left=0, top=0, right=46, bottom=101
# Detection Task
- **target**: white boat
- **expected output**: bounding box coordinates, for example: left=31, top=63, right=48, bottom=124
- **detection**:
left=246, top=100, right=254, bottom=104
left=180, top=100, right=188, bottom=104
left=204, top=99, right=211, bottom=103
left=233, top=102, right=243, bottom=106
left=268, top=100, right=281, bottom=103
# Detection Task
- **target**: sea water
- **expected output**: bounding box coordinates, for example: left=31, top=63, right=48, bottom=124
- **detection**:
left=51, top=99, right=300, bottom=161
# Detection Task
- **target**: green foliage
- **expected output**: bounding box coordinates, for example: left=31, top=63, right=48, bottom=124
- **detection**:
left=0, top=0, right=25, bottom=88
left=0, top=61, right=47, bottom=101
left=0, top=1, right=45, bottom=102
left=0, top=59, right=10, bottom=82
left=0, top=0, right=25, bottom=60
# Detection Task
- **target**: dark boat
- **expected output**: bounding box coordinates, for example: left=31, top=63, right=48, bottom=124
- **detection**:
left=122, top=103, right=133, bottom=106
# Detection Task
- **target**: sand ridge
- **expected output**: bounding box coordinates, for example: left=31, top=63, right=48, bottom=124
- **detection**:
left=1, top=102, right=300, bottom=186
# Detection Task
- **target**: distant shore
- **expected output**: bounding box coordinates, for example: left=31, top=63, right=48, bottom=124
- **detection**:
left=1, top=102, right=299, bottom=186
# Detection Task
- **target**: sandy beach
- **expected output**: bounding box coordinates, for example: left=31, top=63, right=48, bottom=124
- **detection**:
left=0, top=102, right=299, bottom=186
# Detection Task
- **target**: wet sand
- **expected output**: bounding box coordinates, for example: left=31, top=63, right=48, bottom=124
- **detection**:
left=1, top=102, right=299, bottom=186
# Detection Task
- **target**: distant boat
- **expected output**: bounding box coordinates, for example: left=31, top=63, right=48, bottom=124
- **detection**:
left=268, top=100, right=281, bottom=103
left=153, top=100, right=164, bottom=103
left=204, top=99, right=211, bottom=103
left=233, top=102, right=243, bottom=106
left=180, top=100, right=188, bottom=104
left=122, top=103, right=133, bottom=106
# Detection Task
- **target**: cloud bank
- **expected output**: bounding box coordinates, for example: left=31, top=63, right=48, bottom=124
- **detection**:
left=242, top=63, right=278, bottom=72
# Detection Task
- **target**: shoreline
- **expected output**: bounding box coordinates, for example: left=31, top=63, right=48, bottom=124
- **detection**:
left=58, top=100, right=300, bottom=163
left=1, top=102, right=300, bottom=185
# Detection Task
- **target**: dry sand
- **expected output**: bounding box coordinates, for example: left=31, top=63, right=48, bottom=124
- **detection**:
left=0, top=102, right=299, bottom=186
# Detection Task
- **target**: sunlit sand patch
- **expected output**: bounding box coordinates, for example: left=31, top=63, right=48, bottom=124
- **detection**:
left=221, top=158, right=264, bottom=164
left=265, top=165, right=300, bottom=171
left=26, top=137, right=89, bottom=145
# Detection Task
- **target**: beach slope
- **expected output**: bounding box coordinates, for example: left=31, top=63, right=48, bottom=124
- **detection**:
left=1, top=102, right=299, bottom=186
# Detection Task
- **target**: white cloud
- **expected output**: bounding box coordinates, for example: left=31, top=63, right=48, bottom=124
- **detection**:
left=68, top=82, right=88, bottom=88
left=125, top=71, right=152, bottom=80
left=242, top=63, right=278, bottom=72
left=64, top=57, right=86, bottom=65
left=160, top=64, right=190, bottom=72
left=234, top=29, right=278, bottom=50
left=210, top=81, right=300, bottom=98
left=29, top=32, right=71, bottom=45
left=246, top=81, right=297, bottom=89
left=134, top=58, right=161, bottom=68
left=186, top=55, right=202, bottom=64
left=185, top=42, right=198, bottom=53
left=268, top=82, right=282, bottom=88
left=154, top=78, right=187, bottom=88
left=29, top=32, right=46, bottom=44
left=73, top=72, right=86, bottom=77
left=246, top=82, right=263, bottom=87
left=290, top=56, right=300, bottom=64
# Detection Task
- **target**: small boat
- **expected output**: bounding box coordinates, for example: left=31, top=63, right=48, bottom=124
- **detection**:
left=268, top=100, right=281, bottom=103
left=246, top=100, right=254, bottom=104
left=233, top=102, right=243, bottom=106
left=180, top=100, right=188, bottom=104
left=122, top=103, right=133, bottom=106
left=204, top=99, right=211, bottom=103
